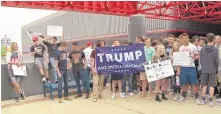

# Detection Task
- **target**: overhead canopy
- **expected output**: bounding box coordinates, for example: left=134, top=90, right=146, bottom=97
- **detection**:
left=1, top=1, right=221, bottom=24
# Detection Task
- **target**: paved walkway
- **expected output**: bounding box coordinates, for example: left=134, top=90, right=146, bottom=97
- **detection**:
left=1, top=88, right=220, bottom=114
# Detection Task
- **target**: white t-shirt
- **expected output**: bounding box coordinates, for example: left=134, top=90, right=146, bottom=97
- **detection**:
left=179, top=43, right=198, bottom=67
left=83, top=47, right=93, bottom=67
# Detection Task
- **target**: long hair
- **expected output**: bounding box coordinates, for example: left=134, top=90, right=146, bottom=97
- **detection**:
left=10, top=42, right=18, bottom=52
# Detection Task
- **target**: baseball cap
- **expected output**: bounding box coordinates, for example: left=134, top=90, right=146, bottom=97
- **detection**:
left=32, top=36, right=38, bottom=41
left=87, top=41, right=92, bottom=46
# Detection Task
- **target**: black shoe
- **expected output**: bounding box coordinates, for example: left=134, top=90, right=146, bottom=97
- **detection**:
left=162, top=94, right=168, bottom=100
left=15, top=97, right=20, bottom=102
left=20, top=90, right=25, bottom=100
left=155, top=95, right=162, bottom=102
left=75, top=94, right=82, bottom=99
left=216, top=94, right=221, bottom=99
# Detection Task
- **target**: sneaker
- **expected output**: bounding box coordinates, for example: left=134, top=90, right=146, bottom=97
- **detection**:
left=216, top=94, right=221, bottom=99
left=216, top=98, right=221, bottom=103
left=162, top=94, right=168, bottom=100
left=75, top=94, right=82, bottom=99
left=93, top=98, right=97, bottom=102
left=129, top=92, right=134, bottom=96
left=111, top=93, right=116, bottom=100
left=174, top=94, right=180, bottom=101
left=20, top=90, right=25, bottom=100
left=201, top=100, right=206, bottom=105
left=58, top=98, right=62, bottom=103
left=209, top=101, right=214, bottom=107
left=120, top=93, right=125, bottom=98
left=155, top=95, right=162, bottom=102
left=15, top=97, right=19, bottom=102
left=122, top=92, right=126, bottom=96
left=42, top=77, right=46, bottom=82
left=177, top=96, right=186, bottom=102
left=196, top=98, right=201, bottom=105
left=64, top=97, right=72, bottom=101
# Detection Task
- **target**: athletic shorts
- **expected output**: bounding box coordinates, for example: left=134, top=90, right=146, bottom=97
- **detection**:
left=8, top=69, right=20, bottom=83
left=34, top=58, right=48, bottom=69
left=180, top=67, right=198, bottom=86
left=201, top=72, right=216, bottom=87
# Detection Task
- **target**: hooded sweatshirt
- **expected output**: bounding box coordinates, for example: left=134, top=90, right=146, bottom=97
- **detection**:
left=200, top=45, right=219, bottom=73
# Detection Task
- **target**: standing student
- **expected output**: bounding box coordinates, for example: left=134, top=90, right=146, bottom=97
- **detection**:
left=91, top=40, right=105, bottom=102
left=122, top=40, right=134, bottom=96
left=152, top=40, right=168, bottom=102
left=83, top=41, right=93, bottom=85
left=111, top=40, right=125, bottom=99
left=42, top=37, right=61, bottom=83
left=143, top=38, right=155, bottom=99
left=30, top=36, right=49, bottom=83
left=6, top=42, right=25, bottom=102
left=177, top=33, right=200, bottom=104
left=200, top=33, right=218, bottom=107
left=169, top=41, right=181, bottom=101
left=135, top=36, right=144, bottom=92
left=215, top=35, right=221, bottom=99
left=55, top=42, right=72, bottom=103
left=198, top=37, right=207, bottom=85
left=69, top=41, right=90, bottom=99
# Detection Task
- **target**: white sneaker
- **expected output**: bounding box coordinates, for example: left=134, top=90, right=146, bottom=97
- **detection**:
left=209, top=101, right=214, bottom=107
left=216, top=98, right=221, bottom=103
left=42, top=77, right=46, bottom=82
left=122, top=92, right=126, bottom=96
left=177, top=96, right=186, bottom=102
left=174, top=94, right=180, bottom=101
left=111, top=93, right=116, bottom=100
left=196, top=98, right=201, bottom=105
left=129, top=92, right=134, bottom=96
left=201, top=100, right=206, bottom=105
left=120, top=93, right=125, bottom=98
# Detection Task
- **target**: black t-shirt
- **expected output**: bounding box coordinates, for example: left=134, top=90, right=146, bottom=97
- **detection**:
left=30, top=44, right=46, bottom=58
left=55, top=50, right=68, bottom=71
left=43, top=41, right=61, bottom=57
left=69, top=50, right=85, bottom=72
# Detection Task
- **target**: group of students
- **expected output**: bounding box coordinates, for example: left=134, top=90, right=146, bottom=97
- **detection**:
left=6, top=33, right=221, bottom=107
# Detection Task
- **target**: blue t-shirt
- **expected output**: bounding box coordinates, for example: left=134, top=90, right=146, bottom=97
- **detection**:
left=165, top=45, right=172, bottom=56
left=55, top=50, right=68, bottom=71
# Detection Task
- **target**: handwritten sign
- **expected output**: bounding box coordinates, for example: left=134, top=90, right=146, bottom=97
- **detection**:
left=144, top=57, right=174, bottom=82
left=173, top=52, right=190, bottom=66
left=12, top=65, right=27, bottom=76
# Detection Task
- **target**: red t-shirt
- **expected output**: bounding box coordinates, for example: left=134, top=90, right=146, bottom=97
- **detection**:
left=90, top=50, right=96, bottom=67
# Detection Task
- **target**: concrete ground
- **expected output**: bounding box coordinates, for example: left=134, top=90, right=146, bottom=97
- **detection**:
left=1, top=88, right=221, bottom=114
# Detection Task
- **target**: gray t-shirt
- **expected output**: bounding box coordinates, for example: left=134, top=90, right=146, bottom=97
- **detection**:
left=69, top=50, right=85, bottom=72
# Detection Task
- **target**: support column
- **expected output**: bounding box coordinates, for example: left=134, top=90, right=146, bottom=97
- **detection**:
left=128, top=15, right=146, bottom=42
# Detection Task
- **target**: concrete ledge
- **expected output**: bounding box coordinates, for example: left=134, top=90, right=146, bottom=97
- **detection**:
left=1, top=63, right=75, bottom=101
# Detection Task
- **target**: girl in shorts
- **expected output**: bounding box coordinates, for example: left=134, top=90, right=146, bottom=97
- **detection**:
left=169, top=41, right=181, bottom=101
left=6, top=42, right=25, bottom=102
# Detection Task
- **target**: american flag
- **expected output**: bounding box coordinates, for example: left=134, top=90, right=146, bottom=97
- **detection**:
left=26, top=30, right=45, bottom=40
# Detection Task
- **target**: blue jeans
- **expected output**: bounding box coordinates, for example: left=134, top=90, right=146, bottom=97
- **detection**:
left=49, top=57, right=58, bottom=82
left=73, top=69, right=90, bottom=95
left=58, top=70, right=69, bottom=98
left=122, top=73, right=133, bottom=93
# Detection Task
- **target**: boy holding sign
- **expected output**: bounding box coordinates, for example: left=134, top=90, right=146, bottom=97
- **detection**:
left=177, top=33, right=200, bottom=104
